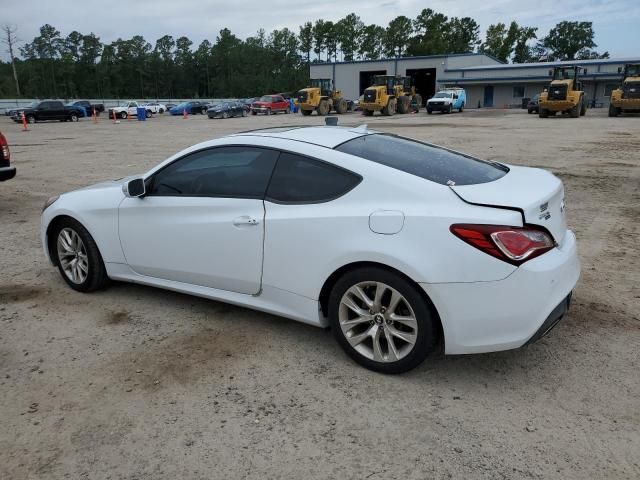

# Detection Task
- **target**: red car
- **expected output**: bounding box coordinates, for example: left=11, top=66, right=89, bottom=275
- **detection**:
left=251, top=95, right=290, bottom=115
left=0, top=131, right=15, bottom=181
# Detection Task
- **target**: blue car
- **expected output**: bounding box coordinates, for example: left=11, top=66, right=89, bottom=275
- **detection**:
left=169, top=101, right=207, bottom=115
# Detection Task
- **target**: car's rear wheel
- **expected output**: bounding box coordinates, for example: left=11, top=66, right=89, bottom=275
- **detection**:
left=329, top=267, right=437, bottom=373
left=223, top=112, right=229, bottom=119
left=120, top=111, right=128, bottom=119
left=70, top=113, right=79, bottom=122
left=26, top=114, right=36, bottom=124
left=53, top=218, right=109, bottom=292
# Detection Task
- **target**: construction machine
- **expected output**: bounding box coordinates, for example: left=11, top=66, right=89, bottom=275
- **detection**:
left=296, top=79, right=348, bottom=116
left=360, top=75, right=421, bottom=116
left=538, top=66, right=587, bottom=118
left=608, top=64, right=640, bottom=117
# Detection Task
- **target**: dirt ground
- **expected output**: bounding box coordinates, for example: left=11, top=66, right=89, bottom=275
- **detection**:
left=1, top=108, right=638, bottom=480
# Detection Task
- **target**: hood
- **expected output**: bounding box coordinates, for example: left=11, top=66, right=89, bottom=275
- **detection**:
left=451, top=165, right=567, bottom=244
left=252, top=101, right=272, bottom=106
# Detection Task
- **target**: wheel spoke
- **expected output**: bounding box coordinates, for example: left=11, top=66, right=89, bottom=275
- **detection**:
left=373, top=282, right=385, bottom=310
left=341, top=295, right=367, bottom=317
left=387, top=290, right=403, bottom=314
left=341, top=316, right=371, bottom=329
left=346, top=326, right=373, bottom=347
left=387, top=325, right=416, bottom=345
left=383, top=328, right=400, bottom=361
left=372, top=327, right=384, bottom=361
left=349, top=285, right=373, bottom=309
left=58, top=235, right=73, bottom=254
left=390, top=313, right=417, bottom=328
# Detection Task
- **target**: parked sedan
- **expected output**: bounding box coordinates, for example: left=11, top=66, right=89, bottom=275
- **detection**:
left=207, top=102, right=247, bottom=119
left=40, top=126, right=579, bottom=373
left=527, top=94, right=540, bottom=114
left=169, top=101, right=207, bottom=115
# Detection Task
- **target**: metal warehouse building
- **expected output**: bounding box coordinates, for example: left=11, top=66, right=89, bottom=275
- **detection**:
left=310, top=55, right=640, bottom=109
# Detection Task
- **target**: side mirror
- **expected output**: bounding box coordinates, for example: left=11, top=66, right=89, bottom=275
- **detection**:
left=124, top=178, right=146, bottom=198
left=548, top=69, right=553, bottom=76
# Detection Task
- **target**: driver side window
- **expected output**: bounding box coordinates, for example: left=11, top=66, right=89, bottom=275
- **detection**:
left=147, top=147, right=279, bottom=198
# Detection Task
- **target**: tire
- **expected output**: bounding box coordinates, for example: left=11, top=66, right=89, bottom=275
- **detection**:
left=528, top=109, right=533, bottom=114
left=285, top=108, right=291, bottom=114
left=335, top=98, right=348, bottom=114
left=608, top=104, right=619, bottom=117
left=145, top=110, right=152, bottom=118
left=397, top=96, right=410, bottom=114
left=329, top=267, right=438, bottom=374
left=580, top=100, right=586, bottom=116
left=382, top=98, right=396, bottom=116
left=120, top=111, right=128, bottom=119
left=459, top=103, right=464, bottom=113
left=570, top=98, right=581, bottom=118
left=447, top=105, right=452, bottom=114
left=69, top=113, right=79, bottom=122
left=242, top=110, right=247, bottom=117
left=301, top=109, right=312, bottom=116
left=266, top=108, right=272, bottom=116
left=362, top=109, right=374, bottom=117
left=539, top=108, right=549, bottom=118
left=159, top=108, right=164, bottom=114
left=51, top=218, right=109, bottom=293
left=251, top=111, right=257, bottom=115
left=427, top=109, right=432, bottom=115
left=317, top=99, right=330, bottom=116
left=26, top=114, right=36, bottom=124
left=223, top=112, right=229, bottom=119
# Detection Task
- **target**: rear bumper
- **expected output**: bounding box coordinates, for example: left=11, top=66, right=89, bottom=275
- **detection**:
left=422, top=230, right=580, bottom=354
left=0, top=166, right=16, bottom=181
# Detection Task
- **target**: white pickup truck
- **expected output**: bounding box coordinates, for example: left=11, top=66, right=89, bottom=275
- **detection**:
left=108, top=101, right=153, bottom=119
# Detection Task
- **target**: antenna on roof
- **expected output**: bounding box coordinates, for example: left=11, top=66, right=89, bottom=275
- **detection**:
left=350, top=124, right=369, bottom=134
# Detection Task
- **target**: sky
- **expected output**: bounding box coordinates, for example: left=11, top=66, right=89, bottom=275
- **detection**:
left=1, top=0, right=638, bottom=59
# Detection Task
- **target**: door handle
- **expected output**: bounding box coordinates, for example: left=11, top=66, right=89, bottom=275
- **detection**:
left=233, top=215, right=260, bottom=226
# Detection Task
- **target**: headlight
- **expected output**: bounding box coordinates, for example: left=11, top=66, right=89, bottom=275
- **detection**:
left=42, top=195, right=59, bottom=212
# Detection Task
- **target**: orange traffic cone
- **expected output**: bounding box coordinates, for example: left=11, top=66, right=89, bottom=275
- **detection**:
left=183, top=107, right=188, bottom=119
left=112, top=109, right=116, bottom=124
left=21, top=112, right=29, bottom=132
left=92, top=107, right=97, bottom=123
left=127, top=109, right=132, bottom=121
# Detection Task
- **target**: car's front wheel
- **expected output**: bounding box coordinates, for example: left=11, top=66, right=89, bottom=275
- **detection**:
left=329, top=267, right=437, bottom=373
left=52, top=218, right=109, bottom=292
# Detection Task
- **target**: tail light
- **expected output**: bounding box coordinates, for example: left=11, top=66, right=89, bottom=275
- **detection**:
left=450, top=224, right=554, bottom=265
left=0, top=132, right=9, bottom=161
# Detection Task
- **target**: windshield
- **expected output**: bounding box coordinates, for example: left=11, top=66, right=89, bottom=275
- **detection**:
left=176, top=102, right=188, bottom=108
left=335, top=134, right=508, bottom=186
left=259, top=96, right=273, bottom=102
left=27, top=101, right=38, bottom=108
left=433, top=92, right=452, bottom=98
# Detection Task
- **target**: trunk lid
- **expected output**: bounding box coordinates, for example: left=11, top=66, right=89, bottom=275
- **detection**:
left=451, top=165, right=567, bottom=244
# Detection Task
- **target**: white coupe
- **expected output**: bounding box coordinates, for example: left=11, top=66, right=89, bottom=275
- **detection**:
left=41, top=125, right=580, bottom=373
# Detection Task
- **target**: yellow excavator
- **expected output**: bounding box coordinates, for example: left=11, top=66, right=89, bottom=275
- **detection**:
left=360, top=75, right=421, bottom=116
left=608, top=64, right=640, bottom=117
left=538, top=66, right=587, bottom=118
left=296, top=79, right=348, bottom=116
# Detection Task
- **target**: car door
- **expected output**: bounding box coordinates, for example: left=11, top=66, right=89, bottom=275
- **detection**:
left=52, top=102, right=66, bottom=120
left=118, top=146, right=279, bottom=294
left=38, top=102, right=53, bottom=121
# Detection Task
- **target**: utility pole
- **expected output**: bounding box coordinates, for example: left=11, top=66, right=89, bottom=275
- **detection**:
left=2, top=24, right=21, bottom=97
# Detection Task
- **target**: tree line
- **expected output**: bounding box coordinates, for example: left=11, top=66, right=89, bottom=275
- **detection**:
left=0, top=9, right=608, bottom=100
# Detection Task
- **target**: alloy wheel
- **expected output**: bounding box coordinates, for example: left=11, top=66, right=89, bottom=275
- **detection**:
left=339, top=281, right=418, bottom=362
left=57, top=227, right=89, bottom=284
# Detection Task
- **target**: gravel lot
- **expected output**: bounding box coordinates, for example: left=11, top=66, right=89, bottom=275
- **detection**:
left=1, top=108, right=638, bottom=479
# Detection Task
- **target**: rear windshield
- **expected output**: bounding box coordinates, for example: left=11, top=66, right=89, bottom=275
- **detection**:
left=335, top=134, right=508, bottom=186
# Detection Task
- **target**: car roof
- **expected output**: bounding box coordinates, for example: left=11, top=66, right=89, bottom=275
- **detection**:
left=232, top=125, right=377, bottom=149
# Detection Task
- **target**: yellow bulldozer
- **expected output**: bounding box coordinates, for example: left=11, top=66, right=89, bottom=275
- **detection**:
left=538, top=66, right=587, bottom=118
left=360, top=75, right=422, bottom=116
left=296, top=79, right=348, bottom=116
left=608, top=64, right=640, bottom=117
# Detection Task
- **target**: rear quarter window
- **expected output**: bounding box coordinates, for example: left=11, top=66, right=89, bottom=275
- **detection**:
left=266, top=152, right=361, bottom=204
left=335, top=134, right=508, bottom=186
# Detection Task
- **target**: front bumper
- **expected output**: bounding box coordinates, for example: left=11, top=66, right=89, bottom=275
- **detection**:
left=539, top=100, right=575, bottom=111
left=427, top=103, right=452, bottom=111
left=0, top=166, right=16, bottom=181
left=360, top=103, right=383, bottom=111
left=422, top=230, right=580, bottom=354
